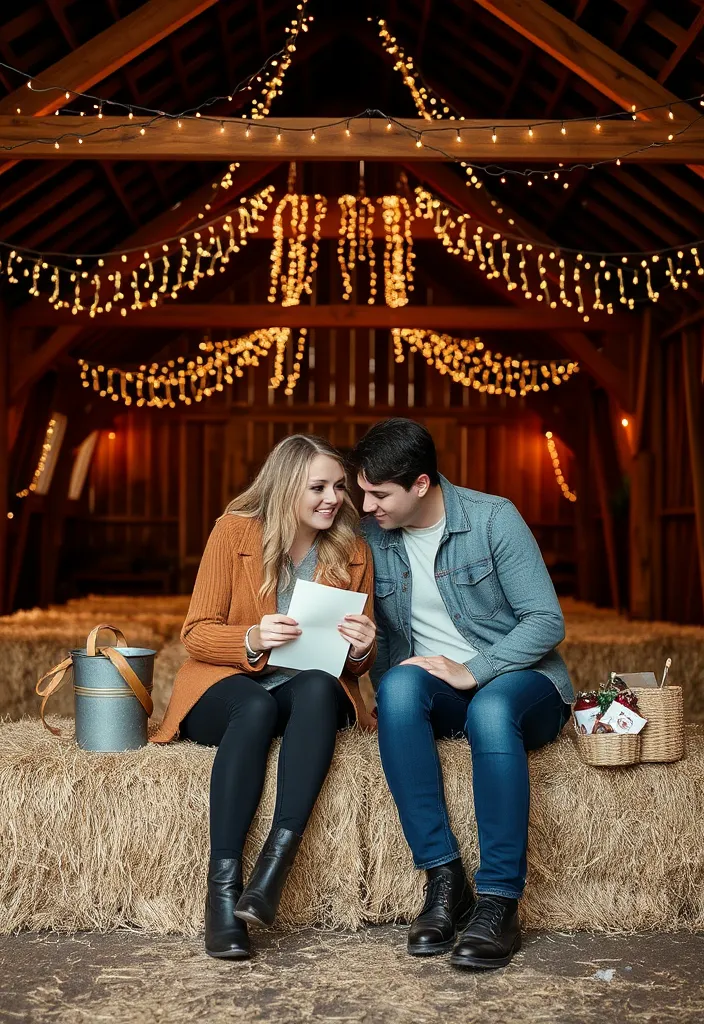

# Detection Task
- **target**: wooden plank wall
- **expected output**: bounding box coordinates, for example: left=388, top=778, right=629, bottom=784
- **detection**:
left=70, top=327, right=577, bottom=594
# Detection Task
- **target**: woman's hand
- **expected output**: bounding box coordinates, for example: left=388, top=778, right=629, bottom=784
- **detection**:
left=249, top=615, right=302, bottom=653
left=338, top=614, right=376, bottom=660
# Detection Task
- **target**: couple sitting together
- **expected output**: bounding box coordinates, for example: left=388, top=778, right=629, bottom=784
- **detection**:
left=153, top=418, right=574, bottom=970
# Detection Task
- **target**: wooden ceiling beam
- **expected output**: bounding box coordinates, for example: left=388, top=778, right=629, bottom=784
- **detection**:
left=467, top=0, right=704, bottom=179
left=0, top=167, right=95, bottom=239
left=11, top=304, right=634, bottom=332
left=1, top=115, right=701, bottom=160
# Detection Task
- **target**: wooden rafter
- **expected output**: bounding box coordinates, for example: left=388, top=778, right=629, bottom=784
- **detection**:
left=467, top=0, right=704, bottom=179
left=657, top=9, right=704, bottom=85
left=0, top=0, right=219, bottom=118
left=0, top=115, right=701, bottom=160
left=406, top=161, right=634, bottom=411
left=12, top=303, right=635, bottom=332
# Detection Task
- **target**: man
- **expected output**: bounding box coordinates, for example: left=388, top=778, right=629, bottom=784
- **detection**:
left=350, top=418, right=573, bottom=970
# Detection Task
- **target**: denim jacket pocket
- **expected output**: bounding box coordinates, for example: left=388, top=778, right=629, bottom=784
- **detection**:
left=449, top=558, right=501, bottom=621
left=374, top=578, right=401, bottom=631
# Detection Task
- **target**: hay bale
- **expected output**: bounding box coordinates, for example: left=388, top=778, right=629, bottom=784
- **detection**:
left=2, top=719, right=704, bottom=935
left=0, top=718, right=368, bottom=934
left=0, top=599, right=188, bottom=721
left=363, top=726, right=704, bottom=933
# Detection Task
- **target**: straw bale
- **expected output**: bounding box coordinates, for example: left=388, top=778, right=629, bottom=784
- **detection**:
left=0, top=718, right=367, bottom=935
left=363, top=725, right=704, bottom=933
left=0, top=599, right=188, bottom=721
left=1, top=718, right=704, bottom=936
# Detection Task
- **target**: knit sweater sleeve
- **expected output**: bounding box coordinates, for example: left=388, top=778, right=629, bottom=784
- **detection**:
left=180, top=518, right=268, bottom=672
left=344, top=541, right=377, bottom=678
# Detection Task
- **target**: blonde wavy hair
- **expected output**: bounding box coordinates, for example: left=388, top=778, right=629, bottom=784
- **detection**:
left=222, top=434, right=359, bottom=597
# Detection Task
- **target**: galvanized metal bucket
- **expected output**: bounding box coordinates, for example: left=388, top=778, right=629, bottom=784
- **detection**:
left=36, top=623, right=155, bottom=751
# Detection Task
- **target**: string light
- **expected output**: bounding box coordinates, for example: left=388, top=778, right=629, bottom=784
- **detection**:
left=382, top=196, right=415, bottom=307
left=79, top=329, right=309, bottom=408
left=414, top=187, right=697, bottom=314
left=545, top=432, right=577, bottom=502
left=394, top=330, right=578, bottom=396
left=16, top=418, right=57, bottom=498
left=375, top=17, right=453, bottom=120
left=268, top=193, right=327, bottom=306
left=1, top=180, right=275, bottom=314
left=248, top=0, right=313, bottom=120
left=337, top=194, right=378, bottom=304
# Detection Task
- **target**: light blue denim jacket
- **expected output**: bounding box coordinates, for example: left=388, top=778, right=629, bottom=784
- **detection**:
left=360, top=475, right=574, bottom=704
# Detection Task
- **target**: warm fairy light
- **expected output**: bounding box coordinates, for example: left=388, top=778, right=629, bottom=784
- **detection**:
left=248, top=0, right=313, bottom=120
left=382, top=196, right=415, bottom=307
left=528, top=127, right=534, bottom=137
left=80, top=328, right=310, bottom=407
left=16, top=418, right=57, bottom=498
left=268, top=193, right=327, bottom=306
left=393, top=330, right=579, bottom=397
left=338, top=194, right=378, bottom=304
left=545, top=433, right=577, bottom=502
left=6, top=179, right=274, bottom=314
left=491, top=129, right=497, bottom=143
left=376, top=17, right=452, bottom=120
left=621, top=417, right=629, bottom=427
left=108, top=431, right=116, bottom=439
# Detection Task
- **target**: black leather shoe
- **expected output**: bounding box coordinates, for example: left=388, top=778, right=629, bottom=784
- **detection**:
left=204, top=858, right=251, bottom=960
left=450, top=895, right=521, bottom=969
left=235, top=827, right=302, bottom=927
left=407, top=860, right=475, bottom=957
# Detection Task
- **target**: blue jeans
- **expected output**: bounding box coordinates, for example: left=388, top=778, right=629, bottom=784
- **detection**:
left=376, top=666, right=570, bottom=899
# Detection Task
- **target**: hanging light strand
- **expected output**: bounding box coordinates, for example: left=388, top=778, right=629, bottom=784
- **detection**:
left=545, top=431, right=577, bottom=502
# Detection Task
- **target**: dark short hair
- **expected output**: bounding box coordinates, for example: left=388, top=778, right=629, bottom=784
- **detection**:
left=349, top=418, right=440, bottom=490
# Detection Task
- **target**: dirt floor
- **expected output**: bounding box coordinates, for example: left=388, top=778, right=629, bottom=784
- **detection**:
left=0, top=927, right=702, bottom=1024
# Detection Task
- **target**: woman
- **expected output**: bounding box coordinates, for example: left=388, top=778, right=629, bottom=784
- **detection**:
left=151, top=435, right=377, bottom=961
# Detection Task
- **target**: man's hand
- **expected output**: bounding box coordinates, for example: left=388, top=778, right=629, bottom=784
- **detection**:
left=400, top=655, right=478, bottom=690
left=249, top=615, right=301, bottom=652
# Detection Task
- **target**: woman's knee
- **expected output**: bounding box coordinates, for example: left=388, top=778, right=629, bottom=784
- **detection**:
left=223, top=679, right=278, bottom=731
left=289, top=669, right=341, bottom=707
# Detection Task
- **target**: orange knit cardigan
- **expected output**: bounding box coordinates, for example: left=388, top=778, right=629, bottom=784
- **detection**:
left=150, top=514, right=378, bottom=743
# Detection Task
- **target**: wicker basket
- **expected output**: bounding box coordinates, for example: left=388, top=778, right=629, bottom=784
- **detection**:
left=631, top=686, right=685, bottom=763
left=574, top=732, right=641, bottom=767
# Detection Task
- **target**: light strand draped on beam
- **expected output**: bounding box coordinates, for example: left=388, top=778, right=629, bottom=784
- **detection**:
left=78, top=328, right=579, bottom=411
left=545, top=432, right=577, bottom=502
left=4, top=187, right=704, bottom=317
left=391, top=329, right=579, bottom=396
left=0, top=107, right=701, bottom=184
left=78, top=327, right=310, bottom=407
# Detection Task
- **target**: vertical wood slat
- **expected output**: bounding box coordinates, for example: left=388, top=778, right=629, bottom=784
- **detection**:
left=682, top=328, right=704, bottom=611
left=0, top=304, right=8, bottom=613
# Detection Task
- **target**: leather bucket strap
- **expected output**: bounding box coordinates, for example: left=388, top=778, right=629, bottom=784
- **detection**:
left=101, top=646, right=154, bottom=718
left=86, top=624, right=127, bottom=657
left=36, top=657, right=74, bottom=737
left=36, top=624, right=153, bottom=736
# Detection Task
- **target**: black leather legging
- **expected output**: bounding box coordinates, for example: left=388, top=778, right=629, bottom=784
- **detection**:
left=181, top=671, right=354, bottom=858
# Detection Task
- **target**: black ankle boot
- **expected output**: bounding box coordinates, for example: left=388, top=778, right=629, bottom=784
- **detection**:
left=450, top=895, right=521, bottom=969
left=204, top=858, right=251, bottom=960
left=407, top=859, right=475, bottom=956
left=235, top=827, right=302, bottom=927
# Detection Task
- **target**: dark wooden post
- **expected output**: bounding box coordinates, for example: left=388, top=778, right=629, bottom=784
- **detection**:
left=682, top=327, right=704, bottom=611
left=629, top=310, right=654, bottom=619
left=0, top=302, right=8, bottom=613
left=589, top=392, right=622, bottom=611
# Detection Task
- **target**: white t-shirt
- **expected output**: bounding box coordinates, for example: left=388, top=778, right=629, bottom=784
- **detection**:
left=402, top=516, right=479, bottom=664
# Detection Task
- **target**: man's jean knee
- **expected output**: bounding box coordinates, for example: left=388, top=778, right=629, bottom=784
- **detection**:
left=376, top=664, right=569, bottom=898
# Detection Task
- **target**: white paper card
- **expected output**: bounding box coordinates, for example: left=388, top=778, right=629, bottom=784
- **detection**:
left=267, top=578, right=367, bottom=677
left=599, top=700, right=648, bottom=735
